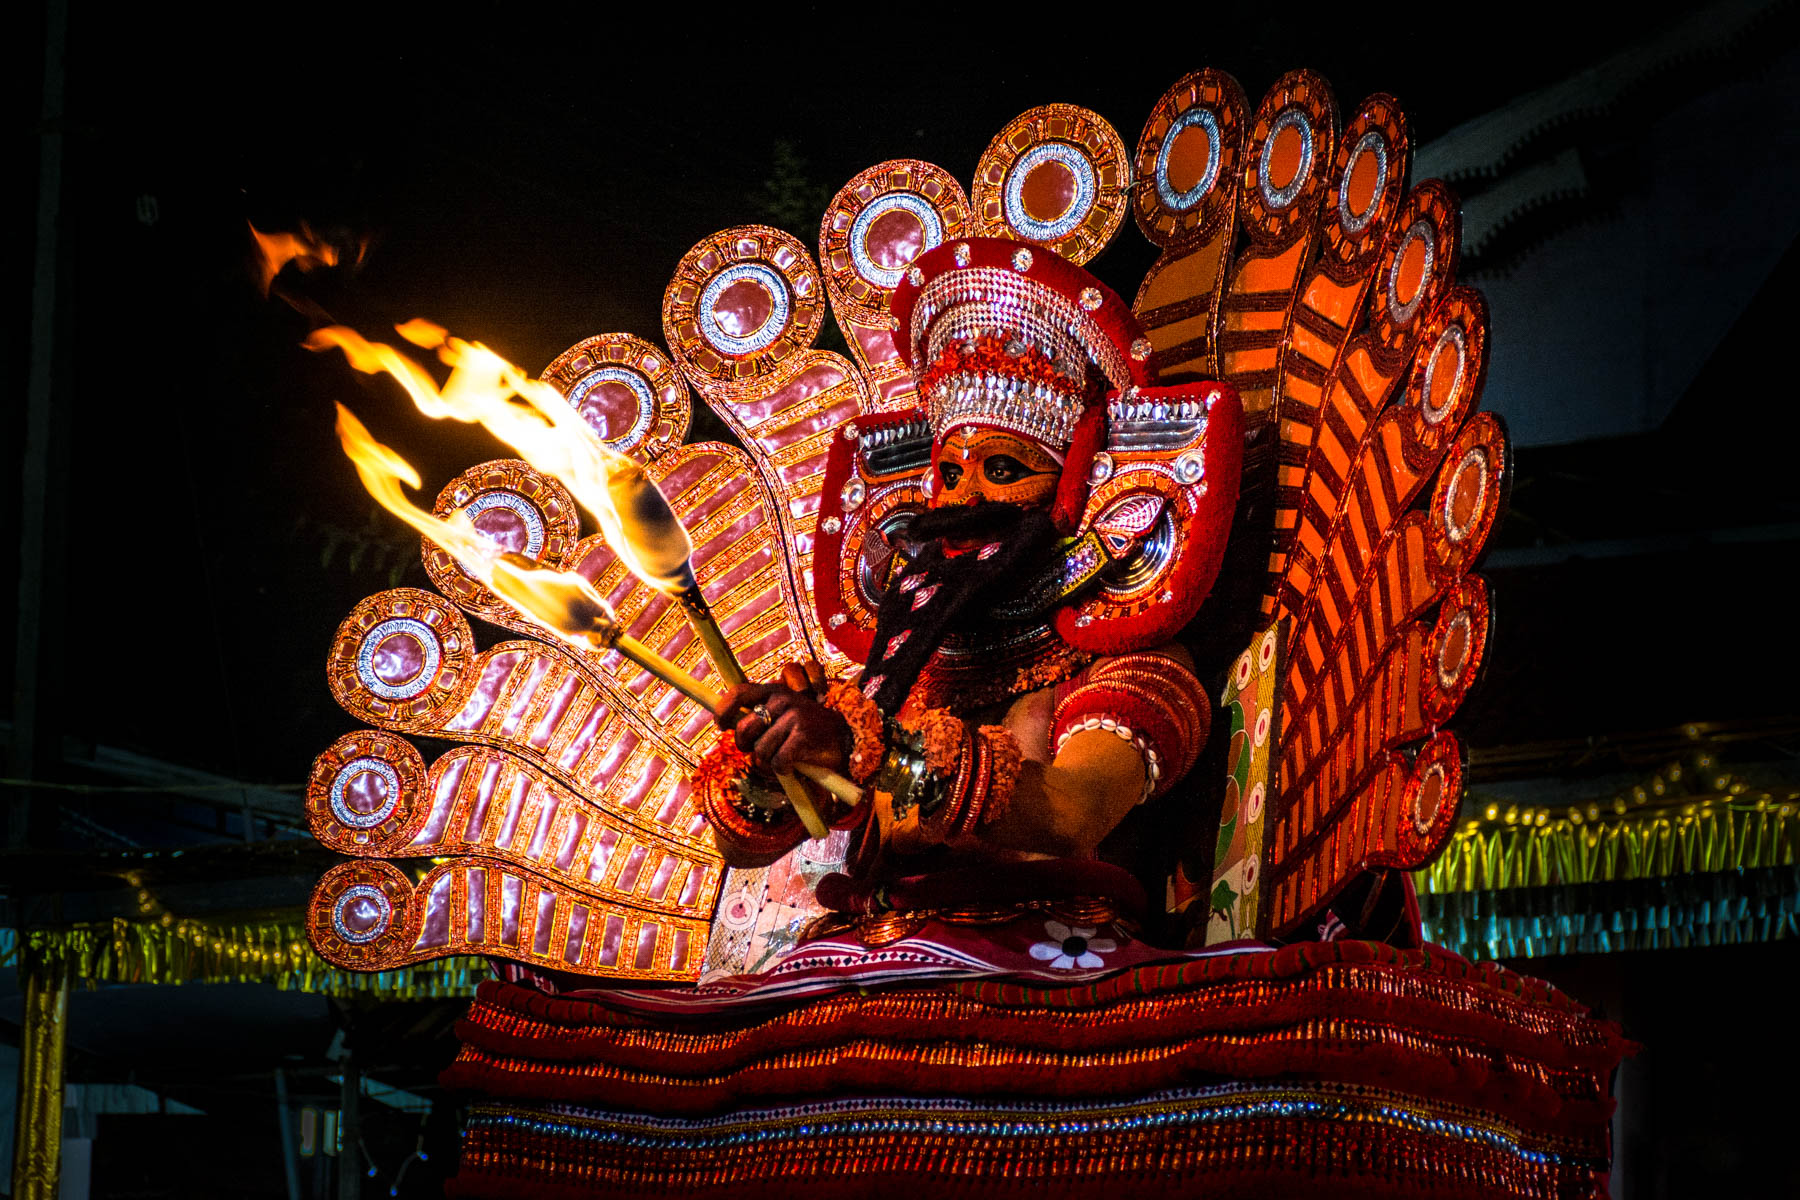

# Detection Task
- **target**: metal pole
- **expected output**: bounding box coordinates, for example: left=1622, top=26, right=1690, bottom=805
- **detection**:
left=10, top=942, right=69, bottom=1200
left=337, top=1055, right=361, bottom=1200
left=274, top=1069, right=302, bottom=1200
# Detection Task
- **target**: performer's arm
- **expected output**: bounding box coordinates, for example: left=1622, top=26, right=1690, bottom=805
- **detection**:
left=700, top=647, right=1210, bottom=864
left=977, top=722, right=1147, bottom=858
left=976, top=644, right=1210, bottom=859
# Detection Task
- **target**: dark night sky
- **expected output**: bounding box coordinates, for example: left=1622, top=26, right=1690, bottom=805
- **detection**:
left=3, top=2, right=1769, bottom=795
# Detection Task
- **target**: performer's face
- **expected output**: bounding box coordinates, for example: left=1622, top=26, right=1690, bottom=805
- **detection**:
left=931, top=427, right=1061, bottom=512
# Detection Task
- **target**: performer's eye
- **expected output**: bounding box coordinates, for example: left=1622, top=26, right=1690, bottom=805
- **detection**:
left=939, top=462, right=964, bottom=489
left=982, top=455, right=1042, bottom=485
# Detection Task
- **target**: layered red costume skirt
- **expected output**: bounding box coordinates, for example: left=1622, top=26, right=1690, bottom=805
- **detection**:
left=443, top=932, right=1630, bottom=1198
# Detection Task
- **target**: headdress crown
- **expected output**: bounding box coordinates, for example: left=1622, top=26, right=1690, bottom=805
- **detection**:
left=891, top=238, right=1152, bottom=457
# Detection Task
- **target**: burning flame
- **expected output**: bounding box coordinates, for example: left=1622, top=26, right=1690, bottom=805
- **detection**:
left=333, top=404, right=622, bottom=654
left=248, top=222, right=362, bottom=297
left=309, top=323, right=696, bottom=595
left=327, top=339, right=851, bottom=820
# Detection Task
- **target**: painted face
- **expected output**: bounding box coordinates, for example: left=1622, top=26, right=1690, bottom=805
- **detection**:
left=931, top=426, right=1062, bottom=511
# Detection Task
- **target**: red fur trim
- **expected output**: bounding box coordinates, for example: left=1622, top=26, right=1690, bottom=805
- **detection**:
left=1052, top=405, right=1107, bottom=531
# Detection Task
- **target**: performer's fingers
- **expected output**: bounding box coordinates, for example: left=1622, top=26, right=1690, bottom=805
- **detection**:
left=715, top=684, right=753, bottom=727
left=780, top=663, right=812, bottom=693
left=733, top=710, right=771, bottom=753
left=753, top=711, right=800, bottom=767
left=769, top=730, right=799, bottom=774
left=716, top=682, right=777, bottom=728
left=762, top=688, right=806, bottom=718
left=804, top=660, right=826, bottom=691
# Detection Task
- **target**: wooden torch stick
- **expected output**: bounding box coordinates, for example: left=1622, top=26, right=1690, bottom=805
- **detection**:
left=672, top=587, right=834, bottom=839
left=591, top=623, right=863, bottom=816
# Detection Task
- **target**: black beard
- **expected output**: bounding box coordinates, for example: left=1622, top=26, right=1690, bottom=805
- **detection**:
left=858, top=504, right=1061, bottom=714
left=903, top=501, right=1036, bottom=545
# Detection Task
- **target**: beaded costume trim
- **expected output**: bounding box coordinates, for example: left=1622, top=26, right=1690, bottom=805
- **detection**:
left=908, top=264, right=1137, bottom=393
left=919, top=333, right=1095, bottom=454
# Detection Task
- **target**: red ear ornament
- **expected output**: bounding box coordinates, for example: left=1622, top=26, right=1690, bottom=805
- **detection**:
left=1054, top=382, right=1244, bottom=654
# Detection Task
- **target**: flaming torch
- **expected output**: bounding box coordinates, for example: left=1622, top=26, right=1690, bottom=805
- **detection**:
left=320, top=331, right=854, bottom=837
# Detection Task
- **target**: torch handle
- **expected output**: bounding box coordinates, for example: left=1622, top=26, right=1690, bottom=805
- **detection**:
left=677, top=591, right=749, bottom=688
left=611, top=632, right=722, bottom=709
left=606, top=631, right=863, bottom=822
left=793, top=763, right=864, bottom=807
left=673, top=588, right=832, bottom=840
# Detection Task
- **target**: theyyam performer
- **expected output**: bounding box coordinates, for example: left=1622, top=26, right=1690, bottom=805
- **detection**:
left=700, top=235, right=1230, bottom=944
left=301, top=68, right=1631, bottom=1197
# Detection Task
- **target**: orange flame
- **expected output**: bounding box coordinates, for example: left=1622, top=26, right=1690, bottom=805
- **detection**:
left=332, top=404, right=621, bottom=653
left=309, top=325, right=696, bottom=595
left=332, top=380, right=854, bottom=818
left=248, top=222, right=361, bottom=297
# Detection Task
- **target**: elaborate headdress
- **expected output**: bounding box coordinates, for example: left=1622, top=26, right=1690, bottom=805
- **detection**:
left=815, top=232, right=1242, bottom=664
left=894, top=237, right=1149, bottom=460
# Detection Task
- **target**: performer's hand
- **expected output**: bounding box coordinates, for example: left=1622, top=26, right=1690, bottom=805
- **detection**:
left=714, top=674, right=848, bottom=777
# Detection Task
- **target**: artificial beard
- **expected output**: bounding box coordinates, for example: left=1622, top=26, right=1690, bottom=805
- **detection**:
left=902, top=500, right=1042, bottom=545
left=858, top=503, right=1060, bottom=715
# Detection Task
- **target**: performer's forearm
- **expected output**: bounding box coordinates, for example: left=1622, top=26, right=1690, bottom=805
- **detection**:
left=976, top=732, right=1146, bottom=858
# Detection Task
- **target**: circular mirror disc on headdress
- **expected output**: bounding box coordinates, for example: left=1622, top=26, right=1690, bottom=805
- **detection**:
left=972, top=104, right=1129, bottom=266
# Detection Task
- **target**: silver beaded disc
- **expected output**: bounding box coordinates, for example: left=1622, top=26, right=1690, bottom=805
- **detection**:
left=1003, top=142, right=1097, bottom=243
left=1155, top=106, right=1224, bottom=212
left=1412, top=762, right=1447, bottom=835
left=356, top=618, right=440, bottom=701
left=462, top=492, right=546, bottom=558
left=1385, top=219, right=1437, bottom=326
left=1441, top=448, right=1487, bottom=543
left=332, top=884, right=392, bottom=945
left=329, top=758, right=402, bottom=830
left=850, top=192, right=944, bottom=290
left=567, top=366, right=657, bottom=447
left=1258, top=108, right=1315, bottom=210
left=697, top=262, right=791, bottom=356
left=1337, top=130, right=1389, bottom=235
left=1421, top=323, right=1467, bottom=425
